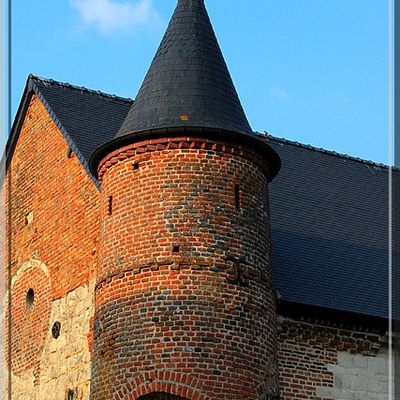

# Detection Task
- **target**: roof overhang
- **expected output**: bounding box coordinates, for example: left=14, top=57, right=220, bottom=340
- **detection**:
left=89, top=126, right=281, bottom=182
left=3, top=75, right=100, bottom=188
left=278, top=299, right=389, bottom=334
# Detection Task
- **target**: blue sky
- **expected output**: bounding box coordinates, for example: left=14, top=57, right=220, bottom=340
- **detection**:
left=11, top=0, right=389, bottom=164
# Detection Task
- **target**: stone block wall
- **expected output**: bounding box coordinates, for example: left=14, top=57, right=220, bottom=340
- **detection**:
left=327, top=349, right=388, bottom=400
left=37, top=279, right=95, bottom=400
left=277, top=316, right=388, bottom=400
left=4, top=276, right=95, bottom=400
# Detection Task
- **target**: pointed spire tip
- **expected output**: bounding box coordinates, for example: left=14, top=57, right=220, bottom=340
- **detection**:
left=116, top=0, right=252, bottom=138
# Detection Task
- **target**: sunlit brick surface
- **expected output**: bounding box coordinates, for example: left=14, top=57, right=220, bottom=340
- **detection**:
left=4, top=95, right=99, bottom=398
left=91, top=138, right=279, bottom=400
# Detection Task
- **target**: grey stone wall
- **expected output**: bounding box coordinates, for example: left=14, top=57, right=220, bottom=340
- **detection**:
left=316, top=347, right=389, bottom=400
left=3, top=271, right=94, bottom=400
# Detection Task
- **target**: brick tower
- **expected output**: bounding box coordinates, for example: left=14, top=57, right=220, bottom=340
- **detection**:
left=89, top=1, right=281, bottom=399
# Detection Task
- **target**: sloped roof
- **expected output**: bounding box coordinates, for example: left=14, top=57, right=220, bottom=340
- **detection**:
left=33, top=77, right=132, bottom=162
left=8, top=76, right=390, bottom=323
left=91, top=0, right=280, bottom=180
left=268, top=137, right=389, bottom=321
left=8, top=75, right=132, bottom=186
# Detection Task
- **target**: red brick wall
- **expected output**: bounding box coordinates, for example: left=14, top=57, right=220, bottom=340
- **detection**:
left=8, top=95, right=100, bottom=296
left=5, top=95, right=100, bottom=378
left=277, top=317, right=383, bottom=400
left=5, top=263, right=51, bottom=377
left=91, top=137, right=279, bottom=400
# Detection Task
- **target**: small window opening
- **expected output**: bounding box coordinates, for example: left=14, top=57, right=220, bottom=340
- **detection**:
left=133, top=162, right=140, bottom=170
left=52, top=321, right=61, bottom=339
left=66, top=389, right=75, bottom=400
left=66, top=148, right=73, bottom=158
left=172, top=245, right=180, bottom=253
left=234, top=184, right=241, bottom=210
left=26, top=289, right=34, bottom=310
left=108, top=196, right=113, bottom=215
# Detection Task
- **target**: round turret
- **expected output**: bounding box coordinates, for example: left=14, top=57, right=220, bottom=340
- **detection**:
left=89, top=1, right=280, bottom=399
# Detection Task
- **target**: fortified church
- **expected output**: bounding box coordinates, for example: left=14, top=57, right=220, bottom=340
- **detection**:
left=4, top=0, right=390, bottom=399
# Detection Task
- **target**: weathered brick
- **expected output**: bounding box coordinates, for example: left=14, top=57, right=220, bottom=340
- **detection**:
left=91, top=137, right=279, bottom=400
left=4, top=95, right=99, bottom=398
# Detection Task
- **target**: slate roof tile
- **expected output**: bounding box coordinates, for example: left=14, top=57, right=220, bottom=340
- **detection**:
left=268, top=136, right=391, bottom=320
left=32, top=76, right=132, bottom=163
left=116, top=0, right=253, bottom=139
left=9, top=76, right=391, bottom=321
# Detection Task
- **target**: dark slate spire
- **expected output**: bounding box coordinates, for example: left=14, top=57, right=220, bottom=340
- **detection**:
left=90, top=0, right=281, bottom=180
left=116, top=0, right=252, bottom=138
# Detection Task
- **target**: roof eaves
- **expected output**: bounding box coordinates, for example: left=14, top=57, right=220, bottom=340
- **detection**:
left=5, top=75, right=101, bottom=190
left=3, top=74, right=34, bottom=172
left=278, top=298, right=388, bottom=334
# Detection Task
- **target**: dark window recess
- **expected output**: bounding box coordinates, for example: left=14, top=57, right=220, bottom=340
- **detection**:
left=235, top=184, right=241, bottom=209
left=66, top=389, right=75, bottom=400
left=172, top=245, right=180, bottom=253
left=26, top=289, right=34, bottom=310
left=133, top=162, right=140, bottom=170
left=52, top=321, right=61, bottom=339
left=108, top=196, right=113, bottom=215
left=66, top=148, right=73, bottom=158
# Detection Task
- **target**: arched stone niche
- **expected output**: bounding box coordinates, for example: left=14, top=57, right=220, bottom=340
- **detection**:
left=3, top=259, right=52, bottom=376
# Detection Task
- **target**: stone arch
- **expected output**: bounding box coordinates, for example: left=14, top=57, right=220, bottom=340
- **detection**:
left=1, top=259, right=51, bottom=319
left=3, top=259, right=52, bottom=375
left=112, top=371, right=206, bottom=400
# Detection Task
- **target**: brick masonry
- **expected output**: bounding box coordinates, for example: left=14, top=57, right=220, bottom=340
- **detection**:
left=4, top=260, right=52, bottom=378
left=7, top=95, right=99, bottom=297
left=91, top=138, right=279, bottom=400
left=3, top=95, right=99, bottom=399
left=277, top=317, right=388, bottom=400
left=3, top=274, right=94, bottom=400
left=3, top=95, right=390, bottom=400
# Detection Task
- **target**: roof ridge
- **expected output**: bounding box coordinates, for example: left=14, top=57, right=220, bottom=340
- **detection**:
left=262, top=132, right=393, bottom=171
left=29, top=74, right=134, bottom=104
left=26, top=74, right=395, bottom=172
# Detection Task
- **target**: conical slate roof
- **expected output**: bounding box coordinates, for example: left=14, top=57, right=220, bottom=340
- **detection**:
left=116, top=0, right=252, bottom=138
left=90, top=0, right=281, bottom=180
